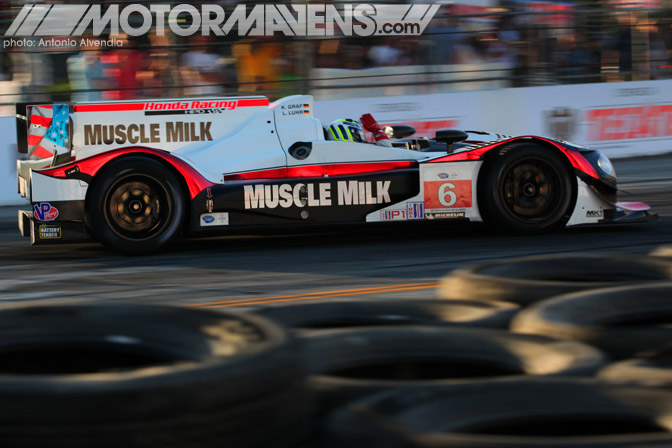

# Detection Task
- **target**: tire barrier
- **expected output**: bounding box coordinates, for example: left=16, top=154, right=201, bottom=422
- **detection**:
left=253, top=299, right=519, bottom=331
left=438, top=254, right=672, bottom=306
left=0, top=303, right=309, bottom=448
left=322, top=378, right=672, bottom=447
left=599, top=346, right=672, bottom=387
left=300, top=326, right=606, bottom=415
left=511, top=282, right=672, bottom=359
left=651, top=244, right=672, bottom=258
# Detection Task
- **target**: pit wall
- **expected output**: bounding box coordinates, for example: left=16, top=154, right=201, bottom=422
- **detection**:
left=2, top=79, right=671, bottom=205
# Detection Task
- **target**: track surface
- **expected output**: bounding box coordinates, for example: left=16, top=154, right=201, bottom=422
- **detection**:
left=1, top=155, right=671, bottom=307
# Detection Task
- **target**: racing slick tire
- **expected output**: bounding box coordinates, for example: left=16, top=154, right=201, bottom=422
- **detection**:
left=300, top=326, right=605, bottom=415
left=322, top=378, right=672, bottom=448
left=438, top=254, right=672, bottom=306
left=0, top=302, right=309, bottom=448
left=86, top=156, right=185, bottom=254
left=478, top=143, right=576, bottom=233
left=511, top=282, right=672, bottom=359
left=252, top=299, right=519, bottom=331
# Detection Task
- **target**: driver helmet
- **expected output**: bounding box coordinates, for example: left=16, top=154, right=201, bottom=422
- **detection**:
left=328, top=119, right=365, bottom=143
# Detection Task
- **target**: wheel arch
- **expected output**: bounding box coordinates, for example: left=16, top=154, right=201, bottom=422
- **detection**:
left=476, top=138, right=579, bottom=232
left=82, top=153, right=194, bottom=253
left=477, top=138, right=578, bottom=199
left=479, top=137, right=576, bottom=175
left=84, top=152, right=192, bottom=209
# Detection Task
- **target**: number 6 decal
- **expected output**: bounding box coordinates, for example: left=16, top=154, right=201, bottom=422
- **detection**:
left=424, top=180, right=473, bottom=209
left=438, top=183, right=457, bottom=207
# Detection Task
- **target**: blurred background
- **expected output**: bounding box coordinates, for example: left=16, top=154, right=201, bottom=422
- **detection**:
left=1, top=0, right=671, bottom=106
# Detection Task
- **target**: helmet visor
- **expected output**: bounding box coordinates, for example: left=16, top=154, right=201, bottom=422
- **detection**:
left=349, top=126, right=364, bottom=143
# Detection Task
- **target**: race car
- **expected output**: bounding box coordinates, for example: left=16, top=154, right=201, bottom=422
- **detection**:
left=16, top=94, right=655, bottom=254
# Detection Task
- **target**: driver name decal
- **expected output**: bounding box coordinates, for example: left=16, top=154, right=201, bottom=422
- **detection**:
left=243, top=181, right=391, bottom=209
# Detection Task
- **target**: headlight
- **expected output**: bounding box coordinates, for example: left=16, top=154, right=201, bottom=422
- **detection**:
left=572, top=148, right=617, bottom=190
left=596, top=152, right=615, bottom=178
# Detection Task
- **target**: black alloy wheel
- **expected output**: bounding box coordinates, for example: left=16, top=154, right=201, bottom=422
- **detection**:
left=86, top=157, right=185, bottom=254
left=479, top=144, right=576, bottom=233
left=105, top=177, right=171, bottom=241
left=501, top=157, right=562, bottom=220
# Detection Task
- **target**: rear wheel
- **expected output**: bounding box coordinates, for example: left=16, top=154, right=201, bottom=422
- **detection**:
left=87, top=157, right=184, bottom=254
left=479, top=144, right=576, bottom=233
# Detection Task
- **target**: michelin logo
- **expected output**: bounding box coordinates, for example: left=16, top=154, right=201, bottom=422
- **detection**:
left=243, top=181, right=391, bottom=210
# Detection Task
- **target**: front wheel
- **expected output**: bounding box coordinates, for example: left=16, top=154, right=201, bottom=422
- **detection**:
left=86, top=157, right=185, bottom=254
left=478, top=144, right=576, bottom=233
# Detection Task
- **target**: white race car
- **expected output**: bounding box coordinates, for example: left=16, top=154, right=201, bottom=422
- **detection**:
left=16, top=95, right=655, bottom=254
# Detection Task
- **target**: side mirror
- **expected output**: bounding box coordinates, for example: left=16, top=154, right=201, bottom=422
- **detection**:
left=384, top=125, right=416, bottom=139
left=435, top=129, right=468, bottom=153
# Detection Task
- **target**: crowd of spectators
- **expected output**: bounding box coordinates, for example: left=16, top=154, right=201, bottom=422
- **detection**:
left=1, top=1, right=672, bottom=103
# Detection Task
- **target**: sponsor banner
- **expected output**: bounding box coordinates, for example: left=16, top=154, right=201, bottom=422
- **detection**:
left=532, top=82, right=672, bottom=158
left=316, top=93, right=478, bottom=139
left=315, top=79, right=672, bottom=158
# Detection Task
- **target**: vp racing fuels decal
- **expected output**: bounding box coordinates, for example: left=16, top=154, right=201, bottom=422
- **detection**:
left=33, top=203, right=59, bottom=221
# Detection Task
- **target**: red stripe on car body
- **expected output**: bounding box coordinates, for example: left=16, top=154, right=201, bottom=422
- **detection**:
left=37, top=147, right=214, bottom=200
left=428, top=136, right=599, bottom=179
left=236, top=98, right=270, bottom=107
left=74, top=103, right=146, bottom=112
left=224, top=161, right=417, bottom=181
left=74, top=98, right=269, bottom=113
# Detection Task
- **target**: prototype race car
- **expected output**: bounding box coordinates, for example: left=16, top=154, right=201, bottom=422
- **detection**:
left=16, top=95, right=655, bottom=254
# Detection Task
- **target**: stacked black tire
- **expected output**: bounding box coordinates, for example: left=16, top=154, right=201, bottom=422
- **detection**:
left=0, top=303, right=310, bottom=448
left=5, top=249, right=672, bottom=447
left=265, top=251, right=672, bottom=447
